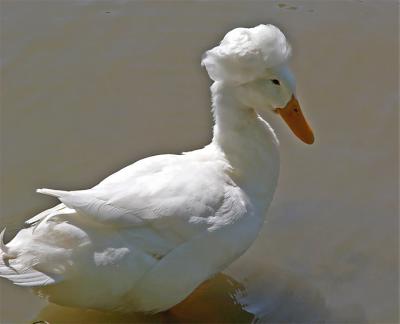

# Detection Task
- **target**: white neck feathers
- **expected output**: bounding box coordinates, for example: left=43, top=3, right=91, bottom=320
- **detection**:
left=210, top=82, right=280, bottom=203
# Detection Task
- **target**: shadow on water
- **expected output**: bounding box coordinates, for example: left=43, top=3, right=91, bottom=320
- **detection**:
left=33, top=264, right=364, bottom=323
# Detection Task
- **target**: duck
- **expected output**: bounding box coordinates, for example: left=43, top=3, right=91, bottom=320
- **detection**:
left=0, top=24, right=314, bottom=314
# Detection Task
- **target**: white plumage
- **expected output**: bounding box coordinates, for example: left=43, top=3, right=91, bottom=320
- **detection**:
left=202, top=24, right=291, bottom=84
left=0, top=24, right=313, bottom=313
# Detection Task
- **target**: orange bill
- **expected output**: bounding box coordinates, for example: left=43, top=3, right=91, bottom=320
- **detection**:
left=274, top=95, right=314, bottom=144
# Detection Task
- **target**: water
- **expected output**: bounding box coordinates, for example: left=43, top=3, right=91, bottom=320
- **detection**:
left=0, top=1, right=398, bottom=323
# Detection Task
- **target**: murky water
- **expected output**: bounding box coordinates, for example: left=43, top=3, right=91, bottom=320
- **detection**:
left=0, top=1, right=398, bottom=323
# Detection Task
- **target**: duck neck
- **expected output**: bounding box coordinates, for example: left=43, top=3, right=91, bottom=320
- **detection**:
left=210, top=82, right=280, bottom=204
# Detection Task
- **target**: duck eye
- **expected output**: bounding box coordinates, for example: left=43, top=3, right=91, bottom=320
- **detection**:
left=271, top=79, right=280, bottom=85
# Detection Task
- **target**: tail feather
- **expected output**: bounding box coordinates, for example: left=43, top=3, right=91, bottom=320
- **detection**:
left=0, top=228, right=62, bottom=287
left=36, top=188, right=68, bottom=198
left=0, top=259, right=61, bottom=287
left=0, top=228, right=10, bottom=255
left=0, top=252, right=62, bottom=287
left=25, top=203, right=75, bottom=227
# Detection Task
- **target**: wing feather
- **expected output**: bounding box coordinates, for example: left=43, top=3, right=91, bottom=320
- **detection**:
left=36, top=154, right=229, bottom=236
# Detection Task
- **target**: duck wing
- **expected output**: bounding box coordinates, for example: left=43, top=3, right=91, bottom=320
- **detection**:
left=36, top=153, right=230, bottom=238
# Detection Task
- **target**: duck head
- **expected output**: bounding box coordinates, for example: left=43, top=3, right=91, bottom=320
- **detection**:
left=202, top=24, right=314, bottom=144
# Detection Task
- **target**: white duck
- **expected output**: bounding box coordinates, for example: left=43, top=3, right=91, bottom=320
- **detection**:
left=0, top=24, right=313, bottom=313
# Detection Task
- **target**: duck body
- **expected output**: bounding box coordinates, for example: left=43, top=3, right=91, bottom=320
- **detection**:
left=1, top=82, right=280, bottom=313
left=1, top=24, right=314, bottom=313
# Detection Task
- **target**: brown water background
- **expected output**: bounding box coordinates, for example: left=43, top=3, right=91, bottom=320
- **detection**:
left=0, top=1, right=398, bottom=323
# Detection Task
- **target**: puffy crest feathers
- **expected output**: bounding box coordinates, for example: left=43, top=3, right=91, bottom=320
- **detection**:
left=202, top=24, right=291, bottom=84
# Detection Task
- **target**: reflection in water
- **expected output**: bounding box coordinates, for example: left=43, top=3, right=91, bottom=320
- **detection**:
left=236, top=267, right=330, bottom=323
left=32, top=265, right=361, bottom=323
left=34, top=274, right=252, bottom=323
